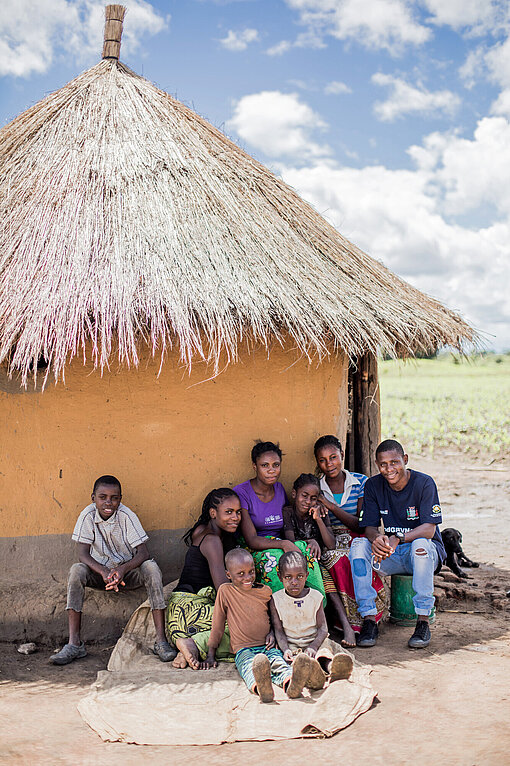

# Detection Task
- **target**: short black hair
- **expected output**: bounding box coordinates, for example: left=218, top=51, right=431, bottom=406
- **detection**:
left=225, top=548, right=253, bottom=570
left=251, top=440, right=283, bottom=464
left=93, top=475, right=122, bottom=495
left=278, top=550, right=307, bottom=576
left=313, top=434, right=343, bottom=457
left=375, top=439, right=405, bottom=458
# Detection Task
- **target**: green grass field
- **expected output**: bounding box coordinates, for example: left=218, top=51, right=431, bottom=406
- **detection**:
left=379, top=353, right=510, bottom=457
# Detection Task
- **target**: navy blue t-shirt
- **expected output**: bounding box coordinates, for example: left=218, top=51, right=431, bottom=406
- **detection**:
left=359, top=469, right=446, bottom=562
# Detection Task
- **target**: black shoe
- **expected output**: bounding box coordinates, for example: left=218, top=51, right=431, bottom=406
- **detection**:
left=408, top=620, right=431, bottom=649
left=357, top=619, right=378, bottom=648
left=153, top=640, right=177, bottom=662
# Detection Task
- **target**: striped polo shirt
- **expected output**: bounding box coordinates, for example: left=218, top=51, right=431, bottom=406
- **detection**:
left=320, top=470, right=368, bottom=526
left=72, top=503, right=148, bottom=567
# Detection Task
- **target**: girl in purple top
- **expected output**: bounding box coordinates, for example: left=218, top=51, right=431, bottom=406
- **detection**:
left=234, top=441, right=296, bottom=551
left=234, top=441, right=326, bottom=600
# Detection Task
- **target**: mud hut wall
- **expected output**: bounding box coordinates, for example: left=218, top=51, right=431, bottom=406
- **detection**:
left=0, top=347, right=348, bottom=585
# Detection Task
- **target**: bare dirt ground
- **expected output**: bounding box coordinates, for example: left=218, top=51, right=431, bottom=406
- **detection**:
left=1, top=452, right=509, bottom=766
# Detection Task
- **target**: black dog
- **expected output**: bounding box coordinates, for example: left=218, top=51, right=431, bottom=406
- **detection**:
left=441, top=528, right=479, bottom=578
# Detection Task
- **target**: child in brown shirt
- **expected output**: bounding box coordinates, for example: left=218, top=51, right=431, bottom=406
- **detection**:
left=206, top=549, right=312, bottom=703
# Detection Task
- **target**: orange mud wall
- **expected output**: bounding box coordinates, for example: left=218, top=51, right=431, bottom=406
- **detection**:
left=0, top=346, right=348, bottom=584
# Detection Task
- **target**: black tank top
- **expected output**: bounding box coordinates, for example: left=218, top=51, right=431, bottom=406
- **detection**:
left=175, top=536, right=214, bottom=593
left=175, top=532, right=239, bottom=594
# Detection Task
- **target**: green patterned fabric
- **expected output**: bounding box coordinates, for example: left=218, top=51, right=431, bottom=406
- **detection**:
left=166, top=586, right=233, bottom=661
left=250, top=539, right=326, bottom=605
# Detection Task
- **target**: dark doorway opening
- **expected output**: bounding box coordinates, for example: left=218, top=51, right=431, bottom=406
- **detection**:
left=345, top=352, right=380, bottom=477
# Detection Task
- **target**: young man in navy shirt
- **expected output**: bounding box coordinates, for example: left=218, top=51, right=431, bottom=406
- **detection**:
left=349, top=439, right=445, bottom=649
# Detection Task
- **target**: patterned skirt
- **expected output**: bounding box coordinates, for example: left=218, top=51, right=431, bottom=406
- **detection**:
left=166, top=586, right=233, bottom=661
left=320, top=526, right=387, bottom=631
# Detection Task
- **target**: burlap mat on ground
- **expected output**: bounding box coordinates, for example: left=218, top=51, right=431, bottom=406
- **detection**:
left=78, top=583, right=376, bottom=745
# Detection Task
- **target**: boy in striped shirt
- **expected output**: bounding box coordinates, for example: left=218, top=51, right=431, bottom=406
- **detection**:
left=50, top=475, right=175, bottom=665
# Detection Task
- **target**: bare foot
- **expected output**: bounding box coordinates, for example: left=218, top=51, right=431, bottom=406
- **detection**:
left=172, top=651, right=188, bottom=669
left=340, top=626, right=357, bottom=648
left=174, top=637, right=201, bottom=670
left=328, top=593, right=356, bottom=647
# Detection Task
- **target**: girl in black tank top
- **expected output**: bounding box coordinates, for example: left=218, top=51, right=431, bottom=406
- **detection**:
left=175, top=488, right=242, bottom=594
left=167, top=489, right=243, bottom=670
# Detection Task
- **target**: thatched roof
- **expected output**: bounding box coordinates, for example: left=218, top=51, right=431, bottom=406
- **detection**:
left=0, top=10, right=475, bottom=386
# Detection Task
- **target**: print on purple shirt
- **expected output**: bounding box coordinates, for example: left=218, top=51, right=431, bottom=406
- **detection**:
left=233, top=479, right=287, bottom=535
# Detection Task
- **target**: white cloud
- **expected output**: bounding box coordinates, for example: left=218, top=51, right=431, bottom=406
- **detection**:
left=227, top=90, right=331, bottom=160
left=457, top=16, right=510, bottom=95
left=288, top=78, right=311, bottom=90
left=372, top=73, right=461, bottom=121
left=408, top=117, right=510, bottom=216
left=324, top=80, right=352, bottom=95
left=491, top=88, right=510, bottom=117
left=458, top=47, right=486, bottom=89
left=421, top=0, right=500, bottom=34
left=283, top=0, right=431, bottom=54
left=218, top=28, right=258, bottom=51
left=486, top=35, right=510, bottom=89
left=294, top=29, right=327, bottom=49
left=457, top=23, right=510, bottom=110
left=272, top=111, right=510, bottom=348
left=0, top=0, right=166, bottom=78
left=266, top=40, right=292, bottom=56
left=266, top=29, right=325, bottom=56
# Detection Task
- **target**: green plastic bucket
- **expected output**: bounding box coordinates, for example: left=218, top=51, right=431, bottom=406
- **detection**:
left=390, top=574, right=435, bottom=626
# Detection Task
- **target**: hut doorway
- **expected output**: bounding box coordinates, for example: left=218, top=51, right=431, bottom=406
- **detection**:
left=345, top=352, right=380, bottom=478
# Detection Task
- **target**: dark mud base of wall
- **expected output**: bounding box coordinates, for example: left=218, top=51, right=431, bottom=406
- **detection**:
left=1, top=582, right=147, bottom=644
left=0, top=529, right=186, bottom=643
left=0, top=528, right=186, bottom=585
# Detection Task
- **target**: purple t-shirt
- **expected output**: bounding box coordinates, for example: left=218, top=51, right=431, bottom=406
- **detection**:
left=234, top=479, right=288, bottom=536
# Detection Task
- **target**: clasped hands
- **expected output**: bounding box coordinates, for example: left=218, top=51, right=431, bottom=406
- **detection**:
left=372, top=534, right=400, bottom=563
left=101, top=564, right=127, bottom=591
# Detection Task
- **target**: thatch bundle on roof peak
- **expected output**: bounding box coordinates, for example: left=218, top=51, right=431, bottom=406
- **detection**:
left=0, top=6, right=475, bottom=386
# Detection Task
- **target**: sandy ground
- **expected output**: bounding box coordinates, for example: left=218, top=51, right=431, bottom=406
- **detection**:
left=1, top=452, right=509, bottom=766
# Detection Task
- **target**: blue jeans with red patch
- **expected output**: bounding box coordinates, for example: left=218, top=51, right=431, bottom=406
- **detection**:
left=349, top=537, right=438, bottom=617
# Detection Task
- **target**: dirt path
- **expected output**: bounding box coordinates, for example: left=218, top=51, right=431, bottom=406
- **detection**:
left=1, top=453, right=509, bottom=766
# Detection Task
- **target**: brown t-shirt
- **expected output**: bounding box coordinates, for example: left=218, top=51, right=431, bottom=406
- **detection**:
left=209, top=582, right=272, bottom=654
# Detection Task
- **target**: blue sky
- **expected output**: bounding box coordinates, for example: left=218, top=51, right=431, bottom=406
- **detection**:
left=1, top=0, right=510, bottom=350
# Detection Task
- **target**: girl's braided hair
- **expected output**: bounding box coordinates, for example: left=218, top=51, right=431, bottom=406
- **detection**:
left=278, top=550, right=307, bottom=576
left=182, top=488, right=240, bottom=547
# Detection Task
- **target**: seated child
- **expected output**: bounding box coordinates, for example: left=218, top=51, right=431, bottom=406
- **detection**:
left=50, top=475, right=175, bottom=665
left=270, top=551, right=353, bottom=689
left=283, top=473, right=357, bottom=647
left=206, top=548, right=312, bottom=703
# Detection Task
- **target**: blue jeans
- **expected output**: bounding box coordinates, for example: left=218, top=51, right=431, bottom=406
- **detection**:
left=235, top=646, right=291, bottom=693
left=349, top=537, right=439, bottom=617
